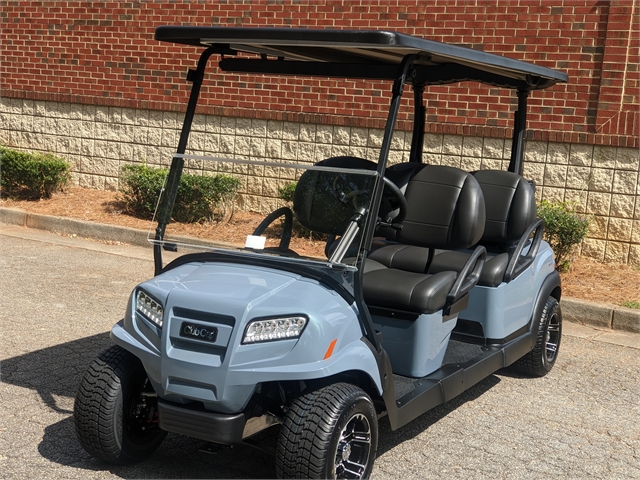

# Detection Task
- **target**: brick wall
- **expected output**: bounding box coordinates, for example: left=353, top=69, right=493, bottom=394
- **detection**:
left=1, top=0, right=638, bottom=146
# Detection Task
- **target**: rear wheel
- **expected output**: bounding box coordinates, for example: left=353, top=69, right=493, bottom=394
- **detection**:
left=276, top=383, right=378, bottom=479
left=513, top=296, right=562, bottom=377
left=74, top=345, right=166, bottom=464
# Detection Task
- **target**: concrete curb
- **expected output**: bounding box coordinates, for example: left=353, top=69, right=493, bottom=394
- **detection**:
left=2, top=206, right=640, bottom=334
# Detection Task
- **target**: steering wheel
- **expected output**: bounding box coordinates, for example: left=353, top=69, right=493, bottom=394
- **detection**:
left=380, top=176, right=408, bottom=224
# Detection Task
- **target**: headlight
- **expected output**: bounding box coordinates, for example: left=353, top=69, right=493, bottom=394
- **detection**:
left=136, top=290, right=164, bottom=328
left=242, top=315, right=308, bottom=344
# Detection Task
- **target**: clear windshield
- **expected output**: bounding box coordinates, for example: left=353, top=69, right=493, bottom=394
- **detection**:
left=148, top=155, right=379, bottom=272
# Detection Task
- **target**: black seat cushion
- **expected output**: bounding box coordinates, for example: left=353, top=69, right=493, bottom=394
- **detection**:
left=367, top=243, right=431, bottom=274
left=363, top=268, right=456, bottom=314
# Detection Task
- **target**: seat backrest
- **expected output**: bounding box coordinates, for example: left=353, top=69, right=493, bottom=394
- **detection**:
left=472, top=170, right=536, bottom=250
left=397, top=165, right=486, bottom=250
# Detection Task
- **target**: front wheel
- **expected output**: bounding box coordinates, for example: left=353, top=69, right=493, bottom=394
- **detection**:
left=276, top=383, right=378, bottom=479
left=513, top=296, right=562, bottom=377
left=74, top=345, right=167, bottom=464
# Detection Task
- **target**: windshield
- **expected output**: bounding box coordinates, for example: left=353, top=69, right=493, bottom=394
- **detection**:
left=148, top=155, right=379, bottom=272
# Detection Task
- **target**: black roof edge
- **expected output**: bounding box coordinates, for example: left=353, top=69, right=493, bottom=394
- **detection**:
left=155, top=26, right=568, bottom=88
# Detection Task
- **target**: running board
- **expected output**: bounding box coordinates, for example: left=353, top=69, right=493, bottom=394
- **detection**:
left=386, top=331, right=532, bottom=430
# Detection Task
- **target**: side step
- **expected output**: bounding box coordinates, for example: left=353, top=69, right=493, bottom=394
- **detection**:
left=386, top=331, right=532, bottom=430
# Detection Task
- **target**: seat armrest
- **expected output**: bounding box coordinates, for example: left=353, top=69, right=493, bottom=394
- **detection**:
left=504, top=218, right=544, bottom=283
left=445, top=245, right=486, bottom=310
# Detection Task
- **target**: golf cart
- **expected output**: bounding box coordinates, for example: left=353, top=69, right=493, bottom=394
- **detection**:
left=74, top=27, right=567, bottom=478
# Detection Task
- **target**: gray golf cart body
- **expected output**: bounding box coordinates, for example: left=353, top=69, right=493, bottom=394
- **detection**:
left=82, top=26, right=567, bottom=473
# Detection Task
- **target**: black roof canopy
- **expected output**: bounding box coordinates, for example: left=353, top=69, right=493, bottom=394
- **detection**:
left=155, top=26, right=567, bottom=90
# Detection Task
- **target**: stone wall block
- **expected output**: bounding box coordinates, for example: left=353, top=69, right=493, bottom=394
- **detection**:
left=278, top=121, right=296, bottom=141
left=631, top=220, right=640, bottom=244
left=565, top=166, right=591, bottom=190
left=604, top=241, right=630, bottom=263
left=483, top=137, right=505, bottom=159
left=331, top=144, right=351, bottom=158
left=205, top=115, right=221, bottom=134
left=423, top=133, right=443, bottom=153
left=441, top=155, right=461, bottom=168
left=462, top=136, right=483, bottom=157
left=610, top=194, right=635, bottom=218
left=568, top=143, right=592, bottom=166
left=607, top=218, right=633, bottom=242
left=523, top=161, right=545, bottom=185
left=316, top=125, right=333, bottom=144
left=81, top=120, right=95, bottom=139
left=235, top=135, right=251, bottom=156
left=248, top=137, right=267, bottom=159
left=524, top=140, right=548, bottom=162
left=615, top=146, right=640, bottom=171
left=367, top=129, right=384, bottom=148
left=350, top=127, right=368, bottom=147
left=589, top=168, right=614, bottom=192
left=543, top=164, right=568, bottom=187
left=334, top=126, right=351, bottom=145
left=442, top=134, right=462, bottom=155
left=95, top=106, right=109, bottom=123
left=563, top=190, right=588, bottom=213
left=541, top=186, right=564, bottom=203
left=120, top=142, right=133, bottom=162
left=298, top=124, right=316, bottom=143
left=588, top=215, right=609, bottom=239
left=593, top=145, right=616, bottom=168
left=220, top=116, right=237, bottom=135
left=219, top=135, right=235, bottom=155
left=265, top=138, right=282, bottom=158
left=461, top=156, right=482, bottom=171
left=580, top=238, right=605, bottom=261
left=250, top=118, right=267, bottom=137
left=298, top=142, right=315, bottom=162
left=547, top=142, right=570, bottom=165
left=612, top=170, right=637, bottom=195
left=348, top=146, right=368, bottom=159
left=587, top=192, right=611, bottom=216
left=629, top=245, right=640, bottom=266
left=282, top=140, right=298, bottom=160
left=314, top=143, right=332, bottom=161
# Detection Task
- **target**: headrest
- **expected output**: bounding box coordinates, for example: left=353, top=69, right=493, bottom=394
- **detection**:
left=473, top=170, right=536, bottom=244
left=397, top=165, right=486, bottom=250
left=293, top=157, right=376, bottom=235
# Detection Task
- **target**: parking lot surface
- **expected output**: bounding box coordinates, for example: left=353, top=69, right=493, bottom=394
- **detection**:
left=1, top=226, right=639, bottom=479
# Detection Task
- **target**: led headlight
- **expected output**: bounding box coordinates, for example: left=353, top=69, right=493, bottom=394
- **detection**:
left=136, top=290, right=164, bottom=328
left=242, top=315, right=308, bottom=344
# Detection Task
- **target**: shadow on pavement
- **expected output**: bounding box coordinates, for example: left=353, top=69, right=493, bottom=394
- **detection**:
left=2, top=332, right=113, bottom=414
left=3, top=332, right=501, bottom=478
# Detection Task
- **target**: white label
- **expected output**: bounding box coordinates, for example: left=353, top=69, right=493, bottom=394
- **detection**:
left=245, top=235, right=266, bottom=250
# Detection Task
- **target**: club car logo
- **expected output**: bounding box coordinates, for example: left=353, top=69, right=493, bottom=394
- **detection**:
left=180, top=322, right=218, bottom=343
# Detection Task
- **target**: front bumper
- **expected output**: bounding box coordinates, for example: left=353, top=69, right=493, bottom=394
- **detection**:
left=158, top=399, right=246, bottom=445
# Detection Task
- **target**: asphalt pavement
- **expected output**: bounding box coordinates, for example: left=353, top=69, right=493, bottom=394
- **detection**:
left=1, top=225, right=639, bottom=479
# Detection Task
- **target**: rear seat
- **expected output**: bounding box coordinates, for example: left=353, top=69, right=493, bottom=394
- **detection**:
left=371, top=169, right=541, bottom=288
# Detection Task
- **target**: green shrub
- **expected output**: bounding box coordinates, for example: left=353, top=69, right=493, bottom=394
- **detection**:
left=537, top=200, right=590, bottom=272
left=278, top=182, right=297, bottom=203
left=119, top=164, right=241, bottom=223
left=0, top=146, right=70, bottom=199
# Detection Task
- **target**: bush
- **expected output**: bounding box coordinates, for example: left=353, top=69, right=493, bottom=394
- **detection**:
left=537, top=200, right=590, bottom=272
left=119, top=164, right=241, bottom=223
left=0, top=146, right=70, bottom=199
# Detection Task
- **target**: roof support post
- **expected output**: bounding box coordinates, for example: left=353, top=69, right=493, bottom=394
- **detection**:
left=356, top=54, right=416, bottom=353
left=508, top=88, right=530, bottom=175
left=409, top=85, right=425, bottom=164
left=153, top=47, right=215, bottom=275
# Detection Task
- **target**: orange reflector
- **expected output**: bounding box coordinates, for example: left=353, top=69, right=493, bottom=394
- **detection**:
left=323, top=339, right=338, bottom=360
